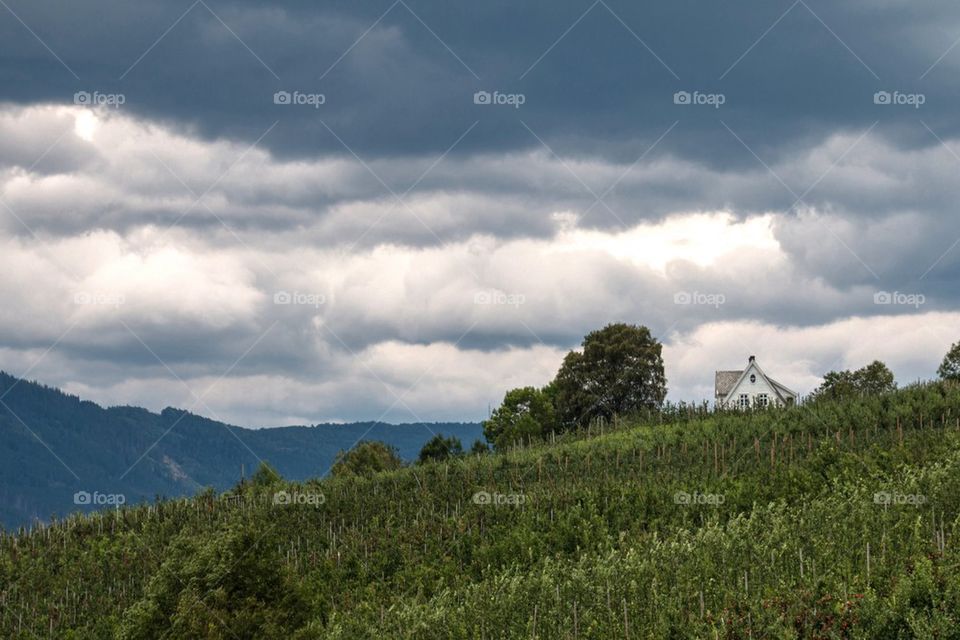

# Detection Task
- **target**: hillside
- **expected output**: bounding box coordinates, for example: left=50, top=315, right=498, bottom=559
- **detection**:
left=3, top=383, right=960, bottom=638
left=0, top=372, right=481, bottom=530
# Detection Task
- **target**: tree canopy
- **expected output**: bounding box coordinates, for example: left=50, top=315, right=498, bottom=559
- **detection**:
left=482, top=386, right=557, bottom=449
left=551, top=323, right=666, bottom=428
left=938, top=341, right=960, bottom=382
left=811, top=360, right=896, bottom=401
left=483, top=323, right=666, bottom=449
left=417, top=434, right=464, bottom=463
left=331, top=441, right=404, bottom=477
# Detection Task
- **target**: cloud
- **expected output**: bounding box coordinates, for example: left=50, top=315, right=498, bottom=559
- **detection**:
left=3, top=0, right=960, bottom=163
left=3, top=0, right=960, bottom=430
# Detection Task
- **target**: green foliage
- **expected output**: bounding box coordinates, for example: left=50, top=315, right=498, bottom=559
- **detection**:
left=6, top=382, right=960, bottom=638
left=552, top=323, right=666, bottom=428
left=939, top=341, right=960, bottom=382
left=483, top=323, right=667, bottom=448
left=118, top=525, right=307, bottom=639
left=330, top=440, right=404, bottom=477
left=417, top=435, right=463, bottom=464
left=482, top=386, right=556, bottom=449
left=250, top=461, right=283, bottom=487
left=812, top=360, right=897, bottom=401
left=469, top=439, right=489, bottom=455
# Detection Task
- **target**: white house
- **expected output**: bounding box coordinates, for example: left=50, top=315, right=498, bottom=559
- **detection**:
left=715, top=356, right=798, bottom=409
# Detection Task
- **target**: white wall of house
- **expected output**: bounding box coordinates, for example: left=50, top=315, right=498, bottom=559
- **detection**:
left=722, top=362, right=784, bottom=409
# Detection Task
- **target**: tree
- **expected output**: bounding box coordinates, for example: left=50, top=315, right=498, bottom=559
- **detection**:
left=417, top=434, right=464, bottom=463
left=250, top=461, right=283, bottom=487
left=938, top=341, right=960, bottom=382
left=855, top=360, right=896, bottom=395
left=470, top=439, right=489, bottom=455
left=551, top=323, right=666, bottom=428
left=482, top=386, right=556, bottom=450
left=811, top=361, right=896, bottom=401
left=812, top=370, right=858, bottom=401
left=331, top=440, right=404, bottom=477
left=119, top=526, right=307, bottom=639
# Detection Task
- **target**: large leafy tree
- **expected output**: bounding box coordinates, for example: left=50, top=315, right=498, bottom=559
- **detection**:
left=551, top=323, right=666, bottom=427
left=938, top=341, right=960, bottom=382
left=812, top=360, right=896, bottom=401
left=855, top=360, right=897, bottom=395
left=331, top=440, right=404, bottom=477
left=482, top=386, right=556, bottom=450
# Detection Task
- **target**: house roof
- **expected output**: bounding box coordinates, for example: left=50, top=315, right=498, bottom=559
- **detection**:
left=715, top=358, right=799, bottom=402
left=715, top=370, right=743, bottom=397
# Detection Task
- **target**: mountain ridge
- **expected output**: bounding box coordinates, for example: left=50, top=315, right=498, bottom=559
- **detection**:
left=0, top=371, right=481, bottom=530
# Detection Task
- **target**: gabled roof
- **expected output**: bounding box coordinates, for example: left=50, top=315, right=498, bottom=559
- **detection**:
left=715, top=357, right=798, bottom=404
left=715, top=370, right=742, bottom=397
left=768, top=377, right=798, bottom=401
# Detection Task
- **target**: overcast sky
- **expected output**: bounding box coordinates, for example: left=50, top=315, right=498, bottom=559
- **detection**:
left=1, top=0, right=959, bottom=426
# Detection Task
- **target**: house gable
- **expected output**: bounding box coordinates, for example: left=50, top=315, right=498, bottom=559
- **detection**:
left=716, top=357, right=797, bottom=408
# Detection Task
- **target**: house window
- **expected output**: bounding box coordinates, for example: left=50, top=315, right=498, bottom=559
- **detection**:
left=738, top=394, right=750, bottom=409
left=757, top=393, right=769, bottom=408
left=750, top=374, right=757, bottom=383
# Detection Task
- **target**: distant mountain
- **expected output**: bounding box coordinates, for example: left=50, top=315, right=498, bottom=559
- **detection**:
left=0, top=371, right=482, bottom=530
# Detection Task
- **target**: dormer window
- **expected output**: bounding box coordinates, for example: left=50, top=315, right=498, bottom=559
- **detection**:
left=750, top=374, right=756, bottom=383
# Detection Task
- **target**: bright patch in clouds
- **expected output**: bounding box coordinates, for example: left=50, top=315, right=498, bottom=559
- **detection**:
left=553, top=212, right=780, bottom=272
left=73, top=110, right=98, bottom=142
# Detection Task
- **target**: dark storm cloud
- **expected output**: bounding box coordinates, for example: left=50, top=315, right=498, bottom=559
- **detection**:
left=3, top=0, right=960, bottom=165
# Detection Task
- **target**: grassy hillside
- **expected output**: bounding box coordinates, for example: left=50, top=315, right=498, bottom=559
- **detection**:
left=3, top=383, right=960, bottom=638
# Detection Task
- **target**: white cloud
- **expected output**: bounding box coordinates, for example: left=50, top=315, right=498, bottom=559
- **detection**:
left=1, top=103, right=959, bottom=425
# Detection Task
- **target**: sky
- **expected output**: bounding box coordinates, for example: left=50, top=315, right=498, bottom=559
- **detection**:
left=1, top=0, right=959, bottom=426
